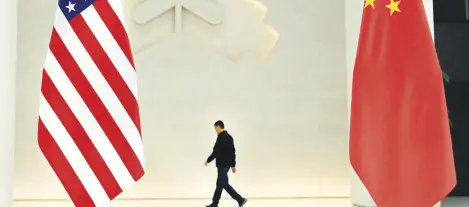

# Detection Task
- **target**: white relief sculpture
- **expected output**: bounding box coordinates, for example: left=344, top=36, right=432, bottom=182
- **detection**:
left=132, top=0, right=224, bottom=30
left=130, top=0, right=278, bottom=61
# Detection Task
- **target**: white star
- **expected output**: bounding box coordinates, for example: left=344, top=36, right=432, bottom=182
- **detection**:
left=65, top=1, right=76, bottom=13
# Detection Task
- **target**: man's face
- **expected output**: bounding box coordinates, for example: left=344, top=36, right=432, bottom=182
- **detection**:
left=214, top=126, right=222, bottom=134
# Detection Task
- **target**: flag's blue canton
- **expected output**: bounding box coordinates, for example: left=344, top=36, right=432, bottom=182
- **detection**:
left=58, top=0, right=96, bottom=21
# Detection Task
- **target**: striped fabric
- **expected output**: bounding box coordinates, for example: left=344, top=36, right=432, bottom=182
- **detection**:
left=38, top=0, right=144, bottom=206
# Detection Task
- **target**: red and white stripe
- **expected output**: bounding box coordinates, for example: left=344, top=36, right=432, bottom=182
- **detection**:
left=38, top=0, right=144, bottom=206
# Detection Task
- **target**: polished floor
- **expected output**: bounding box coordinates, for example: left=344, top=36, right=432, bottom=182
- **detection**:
left=442, top=197, right=469, bottom=207
left=12, top=197, right=469, bottom=207
left=13, top=199, right=349, bottom=207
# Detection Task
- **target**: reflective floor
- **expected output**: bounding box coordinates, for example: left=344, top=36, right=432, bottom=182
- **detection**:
left=12, top=198, right=350, bottom=207
left=443, top=197, right=469, bottom=207
left=12, top=197, right=469, bottom=207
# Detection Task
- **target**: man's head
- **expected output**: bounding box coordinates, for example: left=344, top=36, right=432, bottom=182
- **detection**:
left=214, top=120, right=225, bottom=134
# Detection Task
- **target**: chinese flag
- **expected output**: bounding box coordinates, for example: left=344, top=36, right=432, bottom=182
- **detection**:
left=349, top=0, right=456, bottom=206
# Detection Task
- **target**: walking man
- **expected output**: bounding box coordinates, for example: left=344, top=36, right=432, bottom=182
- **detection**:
left=205, top=120, right=247, bottom=207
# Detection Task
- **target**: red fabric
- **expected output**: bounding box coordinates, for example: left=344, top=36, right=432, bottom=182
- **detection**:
left=349, top=1, right=456, bottom=206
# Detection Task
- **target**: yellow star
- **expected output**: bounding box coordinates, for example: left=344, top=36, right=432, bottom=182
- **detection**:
left=364, top=0, right=375, bottom=8
left=385, top=0, right=401, bottom=16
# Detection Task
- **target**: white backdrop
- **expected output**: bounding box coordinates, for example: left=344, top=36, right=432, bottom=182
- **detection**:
left=0, top=0, right=17, bottom=206
left=14, top=0, right=349, bottom=200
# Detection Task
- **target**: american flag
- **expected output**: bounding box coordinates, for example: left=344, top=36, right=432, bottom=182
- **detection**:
left=38, top=0, right=144, bottom=206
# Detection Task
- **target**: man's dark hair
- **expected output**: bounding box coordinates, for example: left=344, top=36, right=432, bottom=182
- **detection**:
left=214, top=120, right=225, bottom=129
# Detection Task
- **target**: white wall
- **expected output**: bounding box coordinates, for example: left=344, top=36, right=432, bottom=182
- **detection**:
left=14, top=0, right=349, bottom=200
left=0, top=0, right=17, bottom=206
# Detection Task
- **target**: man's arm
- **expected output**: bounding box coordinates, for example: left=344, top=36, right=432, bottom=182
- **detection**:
left=206, top=139, right=218, bottom=163
left=229, top=137, right=236, bottom=167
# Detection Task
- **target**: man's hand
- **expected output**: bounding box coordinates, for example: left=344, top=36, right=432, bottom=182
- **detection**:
left=231, top=167, right=236, bottom=173
left=204, top=162, right=209, bottom=166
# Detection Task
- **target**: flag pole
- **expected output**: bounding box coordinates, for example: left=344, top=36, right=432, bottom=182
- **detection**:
left=0, top=0, right=17, bottom=206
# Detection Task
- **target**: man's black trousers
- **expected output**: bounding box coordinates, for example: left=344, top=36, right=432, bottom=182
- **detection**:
left=211, top=167, right=243, bottom=205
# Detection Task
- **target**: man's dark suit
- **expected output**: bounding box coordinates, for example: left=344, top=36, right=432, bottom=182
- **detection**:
left=206, top=131, right=243, bottom=206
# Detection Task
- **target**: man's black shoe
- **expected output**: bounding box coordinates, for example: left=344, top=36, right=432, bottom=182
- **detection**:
left=206, top=204, right=217, bottom=207
left=239, top=198, right=247, bottom=207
